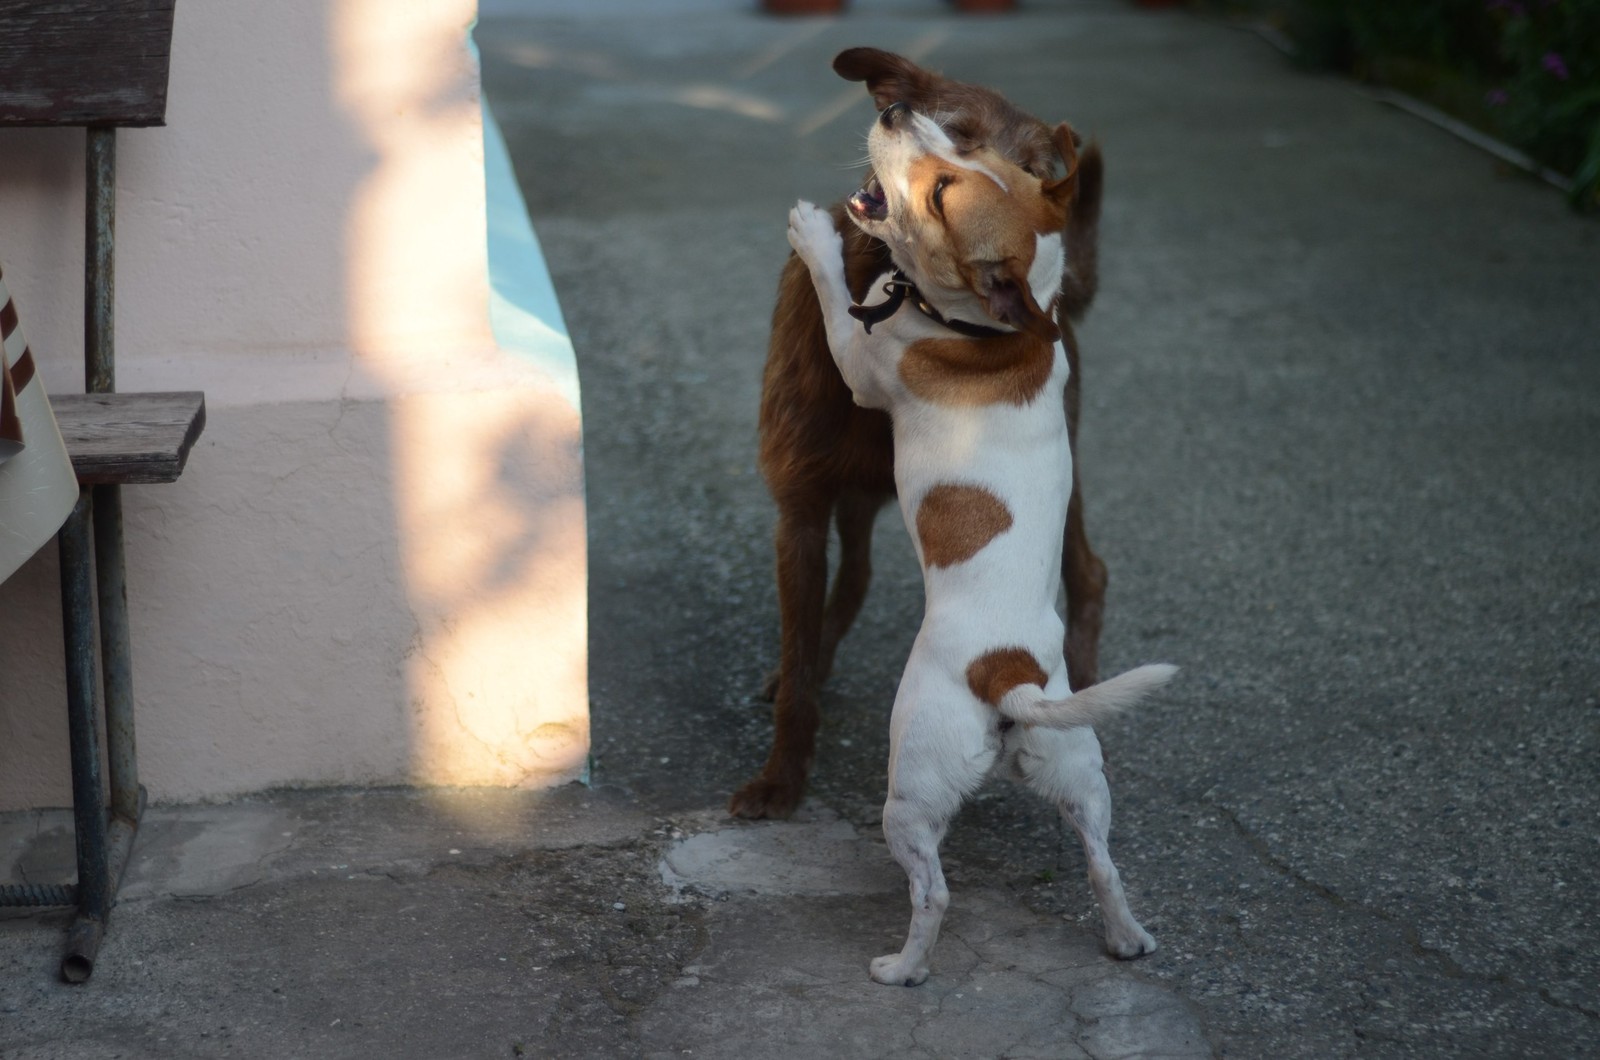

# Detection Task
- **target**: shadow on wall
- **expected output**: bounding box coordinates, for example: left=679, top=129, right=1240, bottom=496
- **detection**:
left=0, top=128, right=120, bottom=811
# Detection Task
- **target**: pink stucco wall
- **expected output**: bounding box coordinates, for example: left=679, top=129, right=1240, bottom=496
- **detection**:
left=0, top=0, right=588, bottom=808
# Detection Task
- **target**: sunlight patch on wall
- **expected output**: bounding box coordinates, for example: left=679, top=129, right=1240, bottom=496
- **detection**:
left=334, top=0, right=588, bottom=790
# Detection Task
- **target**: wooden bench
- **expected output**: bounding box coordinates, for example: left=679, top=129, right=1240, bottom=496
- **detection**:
left=0, top=0, right=190, bottom=984
left=52, top=392, right=206, bottom=485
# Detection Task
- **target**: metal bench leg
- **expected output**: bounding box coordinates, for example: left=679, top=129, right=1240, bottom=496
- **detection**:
left=94, top=484, right=144, bottom=823
left=51, top=127, right=148, bottom=985
left=58, top=490, right=110, bottom=983
left=91, top=481, right=146, bottom=955
left=85, top=126, right=114, bottom=395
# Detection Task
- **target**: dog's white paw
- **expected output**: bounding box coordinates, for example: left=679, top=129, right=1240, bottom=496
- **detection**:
left=869, top=952, right=929, bottom=987
left=787, top=200, right=842, bottom=268
left=1105, top=921, right=1157, bottom=960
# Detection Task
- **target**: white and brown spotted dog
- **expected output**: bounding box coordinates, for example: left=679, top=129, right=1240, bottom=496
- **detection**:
left=785, top=102, right=1175, bottom=986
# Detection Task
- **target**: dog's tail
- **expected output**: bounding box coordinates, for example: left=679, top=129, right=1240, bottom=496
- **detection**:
left=998, top=663, right=1175, bottom=730
left=1058, top=141, right=1102, bottom=321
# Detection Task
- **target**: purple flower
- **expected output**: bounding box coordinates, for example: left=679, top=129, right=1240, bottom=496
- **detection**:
left=1543, top=52, right=1570, bottom=80
left=1486, top=88, right=1509, bottom=106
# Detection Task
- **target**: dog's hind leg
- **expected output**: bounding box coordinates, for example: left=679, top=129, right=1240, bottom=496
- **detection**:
left=872, top=694, right=993, bottom=986
left=1059, top=328, right=1106, bottom=692
left=1014, top=726, right=1155, bottom=959
left=1062, top=482, right=1107, bottom=691
left=1058, top=143, right=1106, bottom=690
left=873, top=795, right=954, bottom=987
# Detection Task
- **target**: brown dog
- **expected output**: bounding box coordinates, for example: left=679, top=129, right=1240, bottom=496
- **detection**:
left=729, top=49, right=1107, bottom=820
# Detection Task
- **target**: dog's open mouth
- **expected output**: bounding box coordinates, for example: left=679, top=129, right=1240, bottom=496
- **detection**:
left=848, top=177, right=888, bottom=222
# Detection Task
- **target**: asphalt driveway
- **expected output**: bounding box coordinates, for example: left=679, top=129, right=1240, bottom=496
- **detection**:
left=479, top=1, right=1600, bottom=1054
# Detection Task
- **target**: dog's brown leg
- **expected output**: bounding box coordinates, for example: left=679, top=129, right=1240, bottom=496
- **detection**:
left=1063, top=481, right=1106, bottom=691
left=1061, top=327, right=1106, bottom=691
left=757, top=488, right=882, bottom=701
left=1058, top=143, right=1106, bottom=690
left=816, top=486, right=887, bottom=690
left=731, top=495, right=832, bottom=819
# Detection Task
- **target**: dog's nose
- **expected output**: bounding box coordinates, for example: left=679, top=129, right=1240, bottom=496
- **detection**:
left=879, top=101, right=909, bottom=129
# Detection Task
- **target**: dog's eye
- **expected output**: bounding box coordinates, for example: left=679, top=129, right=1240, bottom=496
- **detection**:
left=932, top=176, right=953, bottom=213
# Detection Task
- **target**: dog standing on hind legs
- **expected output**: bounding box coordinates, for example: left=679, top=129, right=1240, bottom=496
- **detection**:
left=786, top=102, right=1174, bottom=984
left=731, top=49, right=1110, bottom=822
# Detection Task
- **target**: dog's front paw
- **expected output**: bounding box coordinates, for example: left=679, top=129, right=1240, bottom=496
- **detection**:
left=1105, top=921, right=1157, bottom=960
left=870, top=952, right=929, bottom=987
left=787, top=200, right=843, bottom=269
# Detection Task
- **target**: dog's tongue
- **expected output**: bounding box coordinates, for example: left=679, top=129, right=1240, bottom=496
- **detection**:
left=849, top=177, right=887, bottom=221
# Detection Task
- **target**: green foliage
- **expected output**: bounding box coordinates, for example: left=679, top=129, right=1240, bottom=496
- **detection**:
left=1486, top=0, right=1600, bottom=207
left=1222, top=0, right=1600, bottom=209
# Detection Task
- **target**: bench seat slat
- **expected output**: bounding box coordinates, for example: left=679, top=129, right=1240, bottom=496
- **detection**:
left=50, top=391, right=205, bottom=485
left=0, top=0, right=177, bottom=127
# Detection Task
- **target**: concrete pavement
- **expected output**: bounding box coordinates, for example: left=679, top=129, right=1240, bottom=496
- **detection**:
left=5, top=1, right=1597, bottom=1056
left=4, top=788, right=1206, bottom=1058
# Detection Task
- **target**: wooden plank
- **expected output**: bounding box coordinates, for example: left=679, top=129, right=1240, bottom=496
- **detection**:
left=0, top=1, right=176, bottom=127
left=50, top=391, right=205, bottom=484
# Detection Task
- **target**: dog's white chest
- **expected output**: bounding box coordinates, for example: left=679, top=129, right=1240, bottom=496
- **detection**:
left=885, top=340, right=1072, bottom=624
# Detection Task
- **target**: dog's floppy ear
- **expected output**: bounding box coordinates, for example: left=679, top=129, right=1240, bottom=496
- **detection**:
left=1041, top=123, right=1080, bottom=208
left=833, top=48, right=935, bottom=112
left=982, top=268, right=1061, bottom=344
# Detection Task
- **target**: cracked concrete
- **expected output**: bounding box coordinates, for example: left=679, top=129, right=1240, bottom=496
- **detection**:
left=2, top=788, right=1204, bottom=1058
left=641, top=806, right=1206, bottom=1059
left=632, top=889, right=1203, bottom=1060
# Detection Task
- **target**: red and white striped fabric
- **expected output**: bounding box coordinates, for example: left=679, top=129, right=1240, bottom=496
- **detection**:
left=0, top=270, right=34, bottom=464
left=0, top=264, right=80, bottom=584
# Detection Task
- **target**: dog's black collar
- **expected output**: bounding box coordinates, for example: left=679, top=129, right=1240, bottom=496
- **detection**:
left=847, top=270, right=1009, bottom=340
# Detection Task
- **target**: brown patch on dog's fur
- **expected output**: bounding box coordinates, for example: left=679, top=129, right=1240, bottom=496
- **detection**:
left=731, top=50, right=1108, bottom=821
left=965, top=647, right=1048, bottom=708
left=915, top=483, right=1013, bottom=568
left=909, top=148, right=1069, bottom=242
left=899, top=333, right=1055, bottom=407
